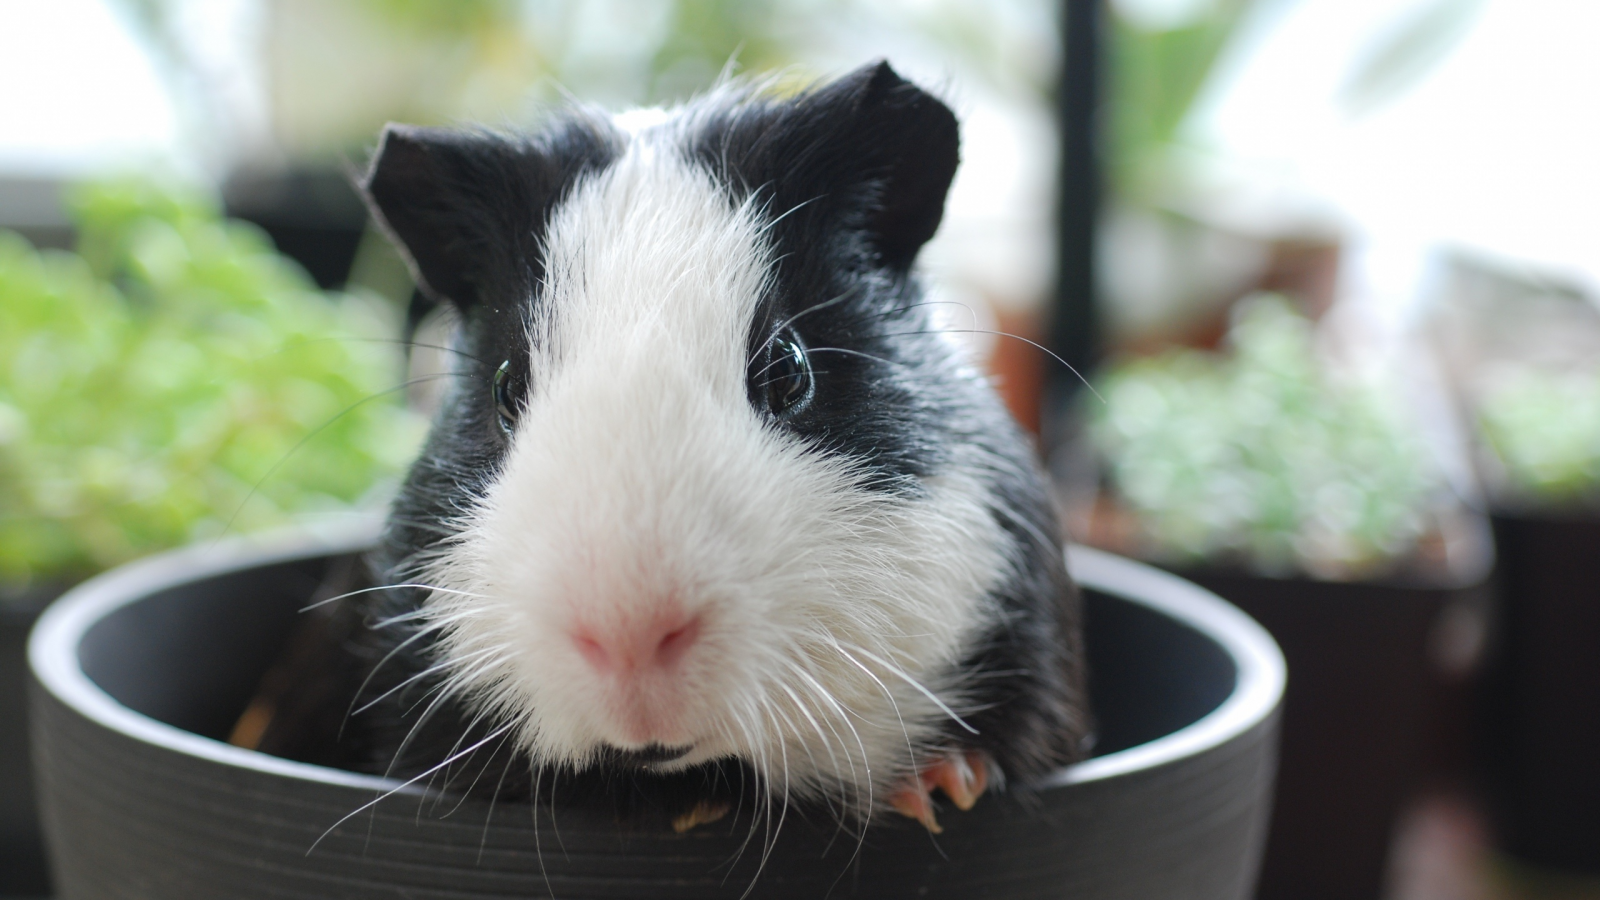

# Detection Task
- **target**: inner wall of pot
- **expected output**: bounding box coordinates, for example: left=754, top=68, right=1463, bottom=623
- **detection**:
left=78, top=554, right=336, bottom=741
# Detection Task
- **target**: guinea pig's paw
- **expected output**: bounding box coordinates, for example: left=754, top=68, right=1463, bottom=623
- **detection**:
left=887, top=749, right=991, bottom=833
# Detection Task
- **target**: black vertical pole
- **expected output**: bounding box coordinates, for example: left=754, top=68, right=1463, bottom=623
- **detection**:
left=1045, top=0, right=1103, bottom=447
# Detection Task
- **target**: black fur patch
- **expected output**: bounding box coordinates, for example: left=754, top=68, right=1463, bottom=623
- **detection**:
left=687, top=62, right=966, bottom=491
left=686, top=65, right=1090, bottom=777
left=362, top=113, right=619, bottom=574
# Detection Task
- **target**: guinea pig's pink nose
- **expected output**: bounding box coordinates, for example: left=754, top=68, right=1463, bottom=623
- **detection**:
left=571, top=614, right=702, bottom=675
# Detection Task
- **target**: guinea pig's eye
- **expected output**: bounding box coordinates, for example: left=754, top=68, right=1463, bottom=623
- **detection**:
left=492, top=360, right=525, bottom=434
left=754, top=329, right=813, bottom=418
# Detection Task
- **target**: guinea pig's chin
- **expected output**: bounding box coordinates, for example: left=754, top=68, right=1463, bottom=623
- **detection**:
left=592, top=700, right=699, bottom=751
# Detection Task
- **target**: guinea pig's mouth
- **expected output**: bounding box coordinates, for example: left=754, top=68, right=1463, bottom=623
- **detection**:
left=597, top=742, right=695, bottom=768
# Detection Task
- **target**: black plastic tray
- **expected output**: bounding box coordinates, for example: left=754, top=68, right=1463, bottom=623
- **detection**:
left=1178, top=569, right=1488, bottom=900
left=1482, top=512, right=1600, bottom=874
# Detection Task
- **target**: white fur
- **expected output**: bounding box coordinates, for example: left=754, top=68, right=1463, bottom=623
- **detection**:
left=419, top=121, right=1011, bottom=813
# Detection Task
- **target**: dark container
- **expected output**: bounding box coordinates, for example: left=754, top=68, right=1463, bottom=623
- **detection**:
left=1, top=179, right=74, bottom=900
left=29, top=527, right=1284, bottom=899
left=1, top=592, right=55, bottom=899
left=1177, top=567, right=1490, bottom=900
left=1482, top=512, right=1600, bottom=874
left=223, top=167, right=369, bottom=291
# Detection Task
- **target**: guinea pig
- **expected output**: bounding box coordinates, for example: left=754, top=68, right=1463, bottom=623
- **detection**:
left=341, top=60, right=1089, bottom=833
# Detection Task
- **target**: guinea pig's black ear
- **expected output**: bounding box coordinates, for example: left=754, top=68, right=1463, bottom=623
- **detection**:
left=789, top=61, right=959, bottom=270
left=361, top=124, right=501, bottom=310
left=835, top=62, right=958, bottom=269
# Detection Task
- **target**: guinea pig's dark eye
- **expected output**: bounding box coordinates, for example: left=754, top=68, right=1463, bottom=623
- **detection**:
left=753, top=329, right=813, bottom=418
left=492, top=360, right=525, bottom=434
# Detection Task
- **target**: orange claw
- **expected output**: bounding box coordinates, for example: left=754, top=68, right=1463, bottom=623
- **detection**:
left=888, top=750, right=991, bottom=832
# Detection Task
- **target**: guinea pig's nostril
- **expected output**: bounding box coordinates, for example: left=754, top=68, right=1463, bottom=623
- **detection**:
left=573, top=632, right=612, bottom=672
left=654, top=616, right=701, bottom=668
left=571, top=614, right=701, bottom=674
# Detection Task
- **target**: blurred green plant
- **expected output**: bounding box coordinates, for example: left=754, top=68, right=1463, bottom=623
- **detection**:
left=116, top=0, right=814, bottom=159
left=1108, top=0, right=1255, bottom=204
left=1477, top=368, right=1600, bottom=505
left=354, top=0, right=522, bottom=32
left=0, top=181, right=423, bottom=591
left=1092, top=294, right=1441, bottom=578
left=114, top=0, right=1067, bottom=162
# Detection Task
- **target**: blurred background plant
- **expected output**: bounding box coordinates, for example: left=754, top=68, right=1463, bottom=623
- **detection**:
left=105, top=0, right=1058, bottom=165
left=1106, top=0, right=1252, bottom=207
left=0, top=180, right=421, bottom=595
left=1424, top=250, right=1600, bottom=514
left=1475, top=370, right=1600, bottom=505
left=1089, top=293, right=1443, bottom=580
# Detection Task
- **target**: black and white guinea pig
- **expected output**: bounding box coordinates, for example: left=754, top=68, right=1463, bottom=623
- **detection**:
left=350, top=60, right=1089, bottom=831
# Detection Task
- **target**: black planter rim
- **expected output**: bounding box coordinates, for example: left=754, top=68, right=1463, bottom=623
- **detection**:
left=30, top=520, right=1284, bottom=794
left=1053, top=544, right=1283, bottom=786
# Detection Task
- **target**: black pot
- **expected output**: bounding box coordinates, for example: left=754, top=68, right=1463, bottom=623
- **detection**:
left=1176, top=567, right=1490, bottom=900
left=29, top=526, right=1284, bottom=899
left=1482, top=512, right=1600, bottom=875
left=2, top=584, right=66, bottom=899
left=223, top=167, right=369, bottom=291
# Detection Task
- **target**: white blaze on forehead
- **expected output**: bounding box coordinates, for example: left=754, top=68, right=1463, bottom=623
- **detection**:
left=533, top=133, right=764, bottom=406
left=422, top=127, right=1012, bottom=810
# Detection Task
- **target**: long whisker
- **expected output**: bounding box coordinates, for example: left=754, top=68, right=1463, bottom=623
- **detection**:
left=831, top=642, right=919, bottom=778
left=271, top=334, right=486, bottom=366
left=789, top=660, right=874, bottom=828
left=532, top=763, right=557, bottom=899
left=216, top=372, right=450, bottom=541
left=716, top=708, right=764, bottom=884
left=382, top=676, right=472, bottom=782
left=475, top=741, right=516, bottom=864
left=344, top=619, right=450, bottom=711
left=886, top=327, right=1105, bottom=403
left=299, top=582, right=483, bottom=613
left=841, top=644, right=978, bottom=735
left=432, top=705, right=510, bottom=813
left=804, top=346, right=916, bottom=371
left=338, top=624, right=446, bottom=741
left=751, top=291, right=851, bottom=360
left=738, top=699, right=789, bottom=900
left=352, top=644, right=502, bottom=717
left=308, top=723, right=512, bottom=855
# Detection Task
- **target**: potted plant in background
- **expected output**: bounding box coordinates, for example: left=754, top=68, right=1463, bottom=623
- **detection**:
left=0, top=181, right=422, bottom=896
left=1069, top=294, right=1492, bottom=900
left=1426, top=252, right=1600, bottom=887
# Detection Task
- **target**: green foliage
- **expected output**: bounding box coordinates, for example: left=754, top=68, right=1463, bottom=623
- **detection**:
left=1092, top=295, right=1440, bottom=578
left=354, top=0, right=522, bottom=34
left=1108, top=0, right=1255, bottom=203
left=0, top=181, right=423, bottom=589
left=1477, top=368, right=1600, bottom=505
left=648, top=0, right=798, bottom=98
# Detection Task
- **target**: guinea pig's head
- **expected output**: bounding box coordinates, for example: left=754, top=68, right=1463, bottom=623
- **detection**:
left=364, top=62, right=1056, bottom=810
